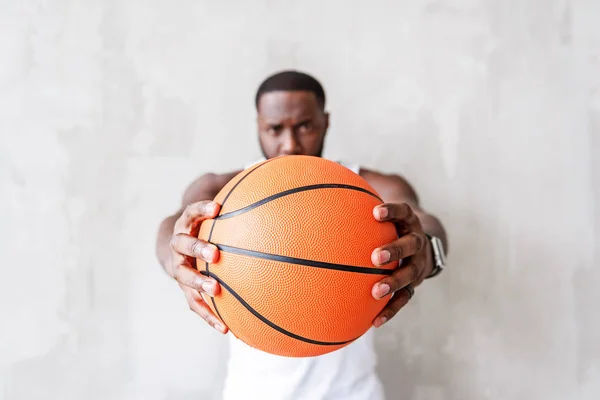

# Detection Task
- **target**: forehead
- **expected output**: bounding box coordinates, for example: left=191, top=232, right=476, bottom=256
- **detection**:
left=257, top=91, right=321, bottom=121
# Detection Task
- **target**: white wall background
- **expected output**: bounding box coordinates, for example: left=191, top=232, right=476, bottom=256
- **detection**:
left=1, top=1, right=598, bottom=399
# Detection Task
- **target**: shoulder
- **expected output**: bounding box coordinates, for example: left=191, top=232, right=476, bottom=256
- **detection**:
left=181, top=170, right=242, bottom=206
left=360, top=168, right=419, bottom=206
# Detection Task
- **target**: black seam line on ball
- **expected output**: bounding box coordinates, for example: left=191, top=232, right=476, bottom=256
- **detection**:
left=216, top=244, right=393, bottom=275
left=206, top=159, right=277, bottom=324
left=202, top=271, right=358, bottom=346
left=216, top=184, right=382, bottom=220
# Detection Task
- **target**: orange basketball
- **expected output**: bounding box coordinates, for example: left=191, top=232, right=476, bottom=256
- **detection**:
left=197, top=155, right=398, bottom=357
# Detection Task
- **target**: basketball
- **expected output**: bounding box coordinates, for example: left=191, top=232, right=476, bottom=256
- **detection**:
left=197, top=155, right=398, bottom=357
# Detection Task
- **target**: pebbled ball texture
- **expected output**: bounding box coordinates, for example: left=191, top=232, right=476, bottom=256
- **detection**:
left=198, top=155, right=398, bottom=357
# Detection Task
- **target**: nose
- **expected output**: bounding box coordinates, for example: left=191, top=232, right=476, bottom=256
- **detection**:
left=280, top=131, right=300, bottom=155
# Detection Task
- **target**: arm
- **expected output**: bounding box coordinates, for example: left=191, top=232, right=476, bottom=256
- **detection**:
left=156, top=173, right=232, bottom=274
left=362, top=169, right=449, bottom=327
left=364, top=171, right=448, bottom=251
left=155, top=171, right=239, bottom=333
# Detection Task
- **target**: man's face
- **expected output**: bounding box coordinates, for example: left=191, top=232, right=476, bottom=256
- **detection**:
left=257, top=91, right=329, bottom=159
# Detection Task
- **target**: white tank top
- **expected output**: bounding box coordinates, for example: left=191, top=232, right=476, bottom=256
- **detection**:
left=221, top=158, right=384, bottom=400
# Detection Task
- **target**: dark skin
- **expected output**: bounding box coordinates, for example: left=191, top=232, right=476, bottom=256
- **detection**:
left=156, top=90, right=448, bottom=333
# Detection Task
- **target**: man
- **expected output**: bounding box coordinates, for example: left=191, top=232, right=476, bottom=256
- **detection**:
left=155, top=71, right=448, bottom=400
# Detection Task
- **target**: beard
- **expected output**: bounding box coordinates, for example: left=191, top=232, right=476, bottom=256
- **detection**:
left=259, top=138, right=325, bottom=159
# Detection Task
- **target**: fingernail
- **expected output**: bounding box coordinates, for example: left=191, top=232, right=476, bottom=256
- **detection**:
left=207, top=202, right=217, bottom=214
left=377, top=207, right=388, bottom=219
left=378, top=250, right=391, bottom=264
left=377, top=317, right=388, bottom=327
left=201, top=246, right=214, bottom=261
left=377, top=284, right=390, bottom=299
left=202, top=280, right=215, bottom=295
left=216, top=323, right=226, bottom=333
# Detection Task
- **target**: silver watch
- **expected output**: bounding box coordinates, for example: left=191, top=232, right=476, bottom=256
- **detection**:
left=425, top=234, right=446, bottom=278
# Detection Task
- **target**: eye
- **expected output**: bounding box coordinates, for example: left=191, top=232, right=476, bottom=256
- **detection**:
left=297, top=121, right=313, bottom=133
left=267, top=126, right=281, bottom=136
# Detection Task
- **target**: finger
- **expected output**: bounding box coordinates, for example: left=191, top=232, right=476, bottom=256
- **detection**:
left=171, top=233, right=220, bottom=263
left=371, top=233, right=425, bottom=266
left=371, top=261, right=418, bottom=300
left=184, top=288, right=228, bottom=334
left=174, top=201, right=220, bottom=234
left=172, top=261, right=221, bottom=297
left=374, top=203, right=419, bottom=227
left=372, top=285, right=414, bottom=327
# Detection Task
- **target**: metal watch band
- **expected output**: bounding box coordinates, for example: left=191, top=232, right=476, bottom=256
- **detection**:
left=425, top=233, right=445, bottom=279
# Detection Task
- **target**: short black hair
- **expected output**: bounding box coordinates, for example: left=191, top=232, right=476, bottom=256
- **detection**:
left=255, top=70, right=326, bottom=110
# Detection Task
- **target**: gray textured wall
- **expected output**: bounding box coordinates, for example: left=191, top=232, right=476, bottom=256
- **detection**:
left=1, top=1, right=598, bottom=399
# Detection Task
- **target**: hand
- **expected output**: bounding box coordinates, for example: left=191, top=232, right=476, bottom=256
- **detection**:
left=168, top=200, right=228, bottom=334
left=370, top=203, right=434, bottom=327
